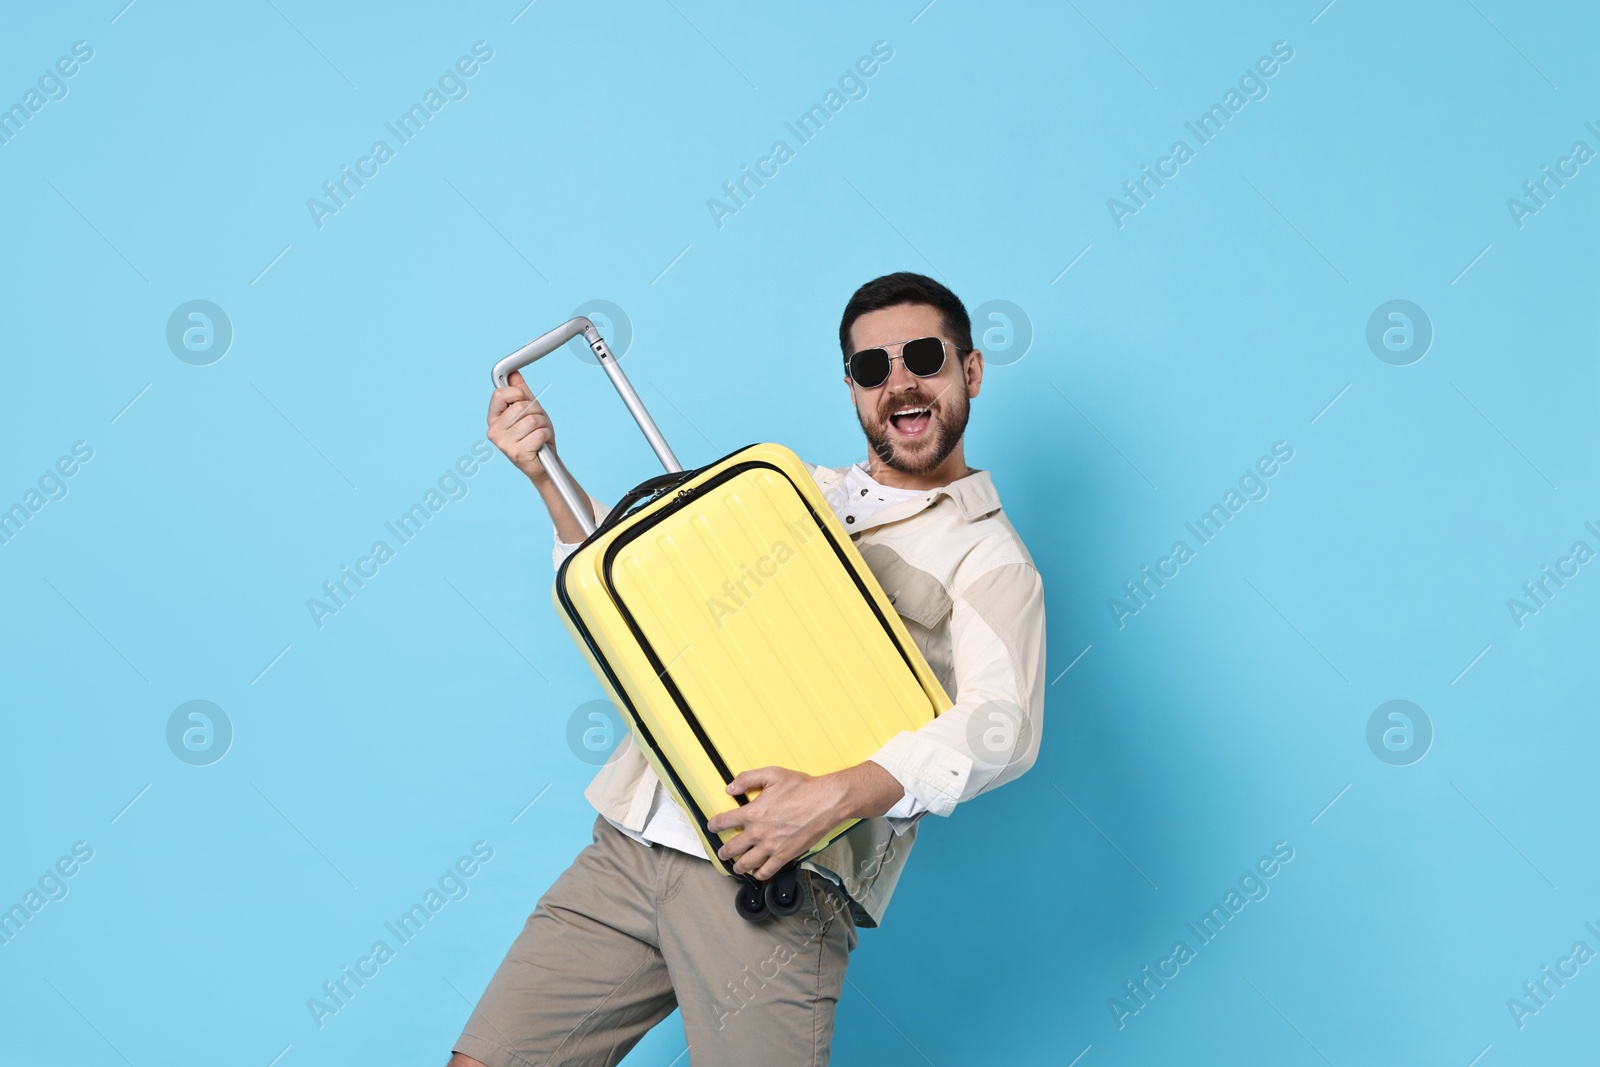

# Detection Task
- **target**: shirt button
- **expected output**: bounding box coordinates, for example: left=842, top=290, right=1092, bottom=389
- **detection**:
left=845, top=515, right=855, bottom=524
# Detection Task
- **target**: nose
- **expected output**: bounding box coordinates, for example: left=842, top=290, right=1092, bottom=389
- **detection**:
left=882, top=350, right=919, bottom=392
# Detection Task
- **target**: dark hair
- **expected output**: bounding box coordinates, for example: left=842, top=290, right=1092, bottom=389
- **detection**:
left=838, top=271, right=973, bottom=360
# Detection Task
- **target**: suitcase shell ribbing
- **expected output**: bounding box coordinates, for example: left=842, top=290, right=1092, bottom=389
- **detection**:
left=555, top=442, right=953, bottom=876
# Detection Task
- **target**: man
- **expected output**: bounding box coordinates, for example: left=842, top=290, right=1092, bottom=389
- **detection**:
left=451, top=272, right=1046, bottom=1066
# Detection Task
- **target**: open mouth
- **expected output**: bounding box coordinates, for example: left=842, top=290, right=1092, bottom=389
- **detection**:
left=887, top=405, right=932, bottom=439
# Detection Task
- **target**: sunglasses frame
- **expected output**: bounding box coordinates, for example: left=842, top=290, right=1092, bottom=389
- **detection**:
left=844, top=336, right=966, bottom=389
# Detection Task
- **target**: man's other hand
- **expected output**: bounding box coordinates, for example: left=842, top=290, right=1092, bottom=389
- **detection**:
left=487, top=368, right=555, bottom=485
left=705, top=762, right=904, bottom=881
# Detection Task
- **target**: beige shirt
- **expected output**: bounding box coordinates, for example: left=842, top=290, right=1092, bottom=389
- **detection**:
left=562, top=459, right=1047, bottom=927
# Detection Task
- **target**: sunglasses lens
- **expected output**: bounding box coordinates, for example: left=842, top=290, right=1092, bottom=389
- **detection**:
left=902, top=337, right=947, bottom=376
left=849, top=348, right=890, bottom=388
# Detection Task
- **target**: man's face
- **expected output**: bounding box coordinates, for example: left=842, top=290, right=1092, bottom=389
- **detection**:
left=844, top=303, right=981, bottom=476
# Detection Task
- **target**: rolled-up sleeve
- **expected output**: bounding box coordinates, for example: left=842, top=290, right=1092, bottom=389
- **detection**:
left=868, top=561, right=1046, bottom=829
left=550, top=494, right=610, bottom=570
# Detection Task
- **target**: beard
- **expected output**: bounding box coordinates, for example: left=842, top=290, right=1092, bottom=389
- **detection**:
left=857, top=384, right=970, bottom=477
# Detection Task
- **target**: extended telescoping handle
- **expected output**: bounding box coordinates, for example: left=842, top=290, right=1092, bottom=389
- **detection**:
left=491, top=316, right=682, bottom=537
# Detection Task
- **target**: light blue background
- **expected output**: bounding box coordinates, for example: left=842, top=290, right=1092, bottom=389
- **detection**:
left=2, top=1, right=1596, bottom=1064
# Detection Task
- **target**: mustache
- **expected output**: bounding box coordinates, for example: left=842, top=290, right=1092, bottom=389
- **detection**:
left=876, top=391, right=937, bottom=419
left=876, top=378, right=957, bottom=420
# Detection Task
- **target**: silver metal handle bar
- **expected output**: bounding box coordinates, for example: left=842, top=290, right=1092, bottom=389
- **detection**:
left=490, top=316, right=682, bottom=537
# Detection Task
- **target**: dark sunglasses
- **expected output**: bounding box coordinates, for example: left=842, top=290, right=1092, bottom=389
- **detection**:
left=844, top=336, right=962, bottom=389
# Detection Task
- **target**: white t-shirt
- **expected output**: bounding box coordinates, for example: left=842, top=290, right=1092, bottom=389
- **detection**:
left=555, top=461, right=929, bottom=860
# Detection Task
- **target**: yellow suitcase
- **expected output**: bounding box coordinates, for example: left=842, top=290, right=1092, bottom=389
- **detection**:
left=493, top=318, right=952, bottom=920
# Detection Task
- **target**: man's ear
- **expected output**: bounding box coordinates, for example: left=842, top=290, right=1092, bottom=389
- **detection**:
left=965, top=349, right=985, bottom=398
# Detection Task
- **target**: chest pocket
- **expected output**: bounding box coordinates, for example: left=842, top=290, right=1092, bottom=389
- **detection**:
left=856, top=542, right=952, bottom=630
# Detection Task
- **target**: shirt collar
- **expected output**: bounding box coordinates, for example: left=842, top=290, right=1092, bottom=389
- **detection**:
left=817, top=461, right=1002, bottom=526
left=927, top=467, right=1002, bottom=521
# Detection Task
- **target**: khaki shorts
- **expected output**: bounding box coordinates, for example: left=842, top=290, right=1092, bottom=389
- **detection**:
left=453, top=814, right=858, bottom=1067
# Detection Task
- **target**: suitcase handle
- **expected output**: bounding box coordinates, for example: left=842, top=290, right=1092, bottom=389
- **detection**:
left=490, top=316, right=683, bottom=537
left=596, top=470, right=699, bottom=535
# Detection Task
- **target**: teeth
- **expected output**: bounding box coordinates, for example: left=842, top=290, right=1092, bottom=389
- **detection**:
left=892, top=407, right=929, bottom=417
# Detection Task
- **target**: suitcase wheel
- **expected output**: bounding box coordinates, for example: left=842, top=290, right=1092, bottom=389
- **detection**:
left=764, top=867, right=803, bottom=917
left=734, top=878, right=769, bottom=922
